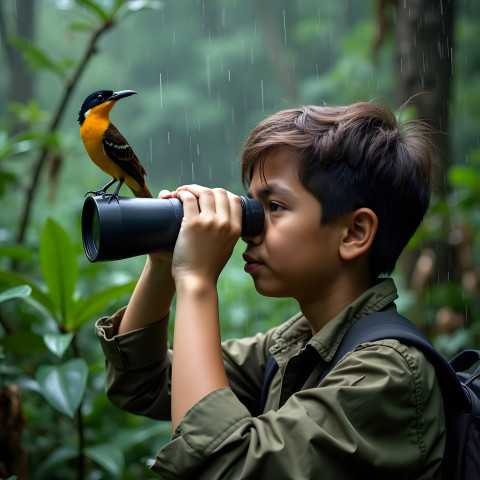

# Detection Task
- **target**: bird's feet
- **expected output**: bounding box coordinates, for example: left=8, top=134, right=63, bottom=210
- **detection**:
left=106, top=193, right=120, bottom=204
left=84, top=190, right=120, bottom=204
left=84, top=189, right=107, bottom=197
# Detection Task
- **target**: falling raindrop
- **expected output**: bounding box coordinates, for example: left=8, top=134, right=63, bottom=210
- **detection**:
left=283, top=9, right=287, bottom=46
left=206, top=54, right=211, bottom=97
left=159, top=73, right=163, bottom=108
left=167, top=131, right=170, bottom=145
left=261, top=80, right=264, bottom=112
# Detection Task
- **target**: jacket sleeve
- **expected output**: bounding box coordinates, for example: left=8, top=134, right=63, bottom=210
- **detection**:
left=95, top=308, right=276, bottom=420
left=150, top=340, right=445, bottom=480
left=95, top=307, right=173, bottom=420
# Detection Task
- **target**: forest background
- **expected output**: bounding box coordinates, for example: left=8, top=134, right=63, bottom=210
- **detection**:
left=0, top=0, right=479, bottom=478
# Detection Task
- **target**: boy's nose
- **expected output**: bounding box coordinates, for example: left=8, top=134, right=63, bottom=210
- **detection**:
left=241, top=229, right=263, bottom=246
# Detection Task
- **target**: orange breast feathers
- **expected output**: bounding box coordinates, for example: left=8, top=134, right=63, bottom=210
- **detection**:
left=80, top=101, right=152, bottom=198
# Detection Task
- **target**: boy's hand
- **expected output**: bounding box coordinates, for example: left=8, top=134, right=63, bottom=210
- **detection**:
left=163, top=185, right=243, bottom=286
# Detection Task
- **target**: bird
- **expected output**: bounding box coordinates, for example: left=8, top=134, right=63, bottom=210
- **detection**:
left=78, top=89, right=152, bottom=201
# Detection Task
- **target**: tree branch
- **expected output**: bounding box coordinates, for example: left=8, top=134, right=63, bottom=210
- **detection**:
left=15, top=19, right=115, bottom=246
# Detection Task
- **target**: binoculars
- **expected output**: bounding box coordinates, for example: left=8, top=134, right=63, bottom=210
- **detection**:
left=82, top=195, right=264, bottom=262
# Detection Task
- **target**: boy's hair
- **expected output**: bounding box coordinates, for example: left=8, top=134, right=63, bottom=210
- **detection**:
left=241, top=102, right=436, bottom=279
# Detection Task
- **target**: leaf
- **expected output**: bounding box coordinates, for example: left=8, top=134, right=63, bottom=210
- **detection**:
left=84, top=443, right=125, bottom=477
left=0, top=246, right=33, bottom=261
left=0, top=269, right=57, bottom=319
left=39, top=219, right=79, bottom=327
left=43, top=333, right=74, bottom=359
left=35, top=445, right=78, bottom=480
left=76, top=0, right=110, bottom=20
left=35, top=358, right=88, bottom=418
left=116, top=0, right=163, bottom=21
left=0, top=331, right=46, bottom=356
left=448, top=165, right=480, bottom=192
left=9, top=37, right=65, bottom=77
left=70, top=281, right=137, bottom=329
left=0, top=285, right=31, bottom=303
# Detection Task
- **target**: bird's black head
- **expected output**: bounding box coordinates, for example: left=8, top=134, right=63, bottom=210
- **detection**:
left=77, top=89, right=137, bottom=125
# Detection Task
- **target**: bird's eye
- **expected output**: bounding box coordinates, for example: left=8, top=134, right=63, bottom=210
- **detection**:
left=96, top=94, right=103, bottom=101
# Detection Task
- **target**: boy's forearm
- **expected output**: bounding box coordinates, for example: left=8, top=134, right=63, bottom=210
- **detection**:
left=171, top=276, right=229, bottom=430
left=119, top=255, right=176, bottom=335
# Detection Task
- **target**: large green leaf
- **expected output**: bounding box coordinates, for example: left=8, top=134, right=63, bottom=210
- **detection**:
left=0, top=269, right=56, bottom=318
left=35, top=358, right=88, bottom=418
left=0, top=285, right=31, bottom=303
left=84, top=443, right=125, bottom=478
left=70, top=280, right=137, bottom=329
left=39, top=219, right=78, bottom=327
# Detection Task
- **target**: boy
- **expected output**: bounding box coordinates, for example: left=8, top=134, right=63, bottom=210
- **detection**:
left=96, top=102, right=445, bottom=479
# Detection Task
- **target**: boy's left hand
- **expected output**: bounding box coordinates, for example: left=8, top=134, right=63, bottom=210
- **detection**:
left=163, top=185, right=243, bottom=286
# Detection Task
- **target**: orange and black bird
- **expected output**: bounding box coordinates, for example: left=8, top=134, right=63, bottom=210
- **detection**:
left=78, top=89, right=152, bottom=200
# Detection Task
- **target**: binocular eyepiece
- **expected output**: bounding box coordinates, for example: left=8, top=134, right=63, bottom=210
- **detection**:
left=81, top=195, right=264, bottom=262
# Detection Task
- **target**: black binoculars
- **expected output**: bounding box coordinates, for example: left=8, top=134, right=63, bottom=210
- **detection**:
left=81, top=195, right=264, bottom=262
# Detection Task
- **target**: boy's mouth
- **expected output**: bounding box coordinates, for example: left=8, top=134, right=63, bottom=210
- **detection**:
left=242, top=253, right=264, bottom=273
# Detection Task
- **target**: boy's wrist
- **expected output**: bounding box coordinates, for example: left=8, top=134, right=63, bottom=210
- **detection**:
left=147, top=252, right=173, bottom=272
left=174, top=274, right=217, bottom=298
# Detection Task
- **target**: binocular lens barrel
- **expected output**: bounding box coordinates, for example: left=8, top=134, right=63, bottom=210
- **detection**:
left=82, top=195, right=264, bottom=262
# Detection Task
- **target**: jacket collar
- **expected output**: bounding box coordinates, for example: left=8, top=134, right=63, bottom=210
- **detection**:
left=269, top=278, right=399, bottom=366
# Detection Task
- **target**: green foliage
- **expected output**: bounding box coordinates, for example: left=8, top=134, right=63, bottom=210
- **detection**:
left=36, top=358, right=88, bottom=418
left=0, top=0, right=479, bottom=478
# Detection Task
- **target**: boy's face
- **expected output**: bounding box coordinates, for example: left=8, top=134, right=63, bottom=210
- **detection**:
left=242, top=148, right=346, bottom=305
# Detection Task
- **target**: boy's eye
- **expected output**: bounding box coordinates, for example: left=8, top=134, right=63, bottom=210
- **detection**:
left=269, top=202, right=284, bottom=213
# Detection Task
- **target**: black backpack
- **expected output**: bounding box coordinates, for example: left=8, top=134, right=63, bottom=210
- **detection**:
left=260, top=311, right=480, bottom=480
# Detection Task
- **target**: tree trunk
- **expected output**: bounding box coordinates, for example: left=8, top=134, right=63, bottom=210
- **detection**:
left=0, top=0, right=35, bottom=133
left=395, top=0, right=459, bottom=293
left=395, top=0, right=453, bottom=196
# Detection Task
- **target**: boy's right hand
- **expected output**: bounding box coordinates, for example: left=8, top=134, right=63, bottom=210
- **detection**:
left=163, top=185, right=242, bottom=287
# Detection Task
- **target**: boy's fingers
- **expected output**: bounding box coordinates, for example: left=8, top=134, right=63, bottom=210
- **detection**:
left=228, top=192, right=243, bottom=234
left=177, top=190, right=200, bottom=216
left=211, top=188, right=230, bottom=217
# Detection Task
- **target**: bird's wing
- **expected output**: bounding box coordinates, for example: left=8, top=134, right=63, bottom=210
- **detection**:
left=102, top=123, right=147, bottom=186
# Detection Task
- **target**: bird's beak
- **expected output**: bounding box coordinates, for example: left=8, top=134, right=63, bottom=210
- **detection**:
left=108, top=90, right=137, bottom=102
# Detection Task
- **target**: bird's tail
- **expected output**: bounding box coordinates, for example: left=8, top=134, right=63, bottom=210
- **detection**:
left=131, top=182, right=153, bottom=198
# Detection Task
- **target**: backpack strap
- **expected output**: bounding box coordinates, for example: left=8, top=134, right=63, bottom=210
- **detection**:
left=259, top=355, right=279, bottom=415
left=320, top=311, right=470, bottom=412
left=259, top=310, right=471, bottom=415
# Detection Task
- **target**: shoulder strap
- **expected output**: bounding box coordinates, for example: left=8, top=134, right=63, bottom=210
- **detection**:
left=259, top=355, right=279, bottom=415
left=260, top=310, right=471, bottom=415
left=320, top=311, right=470, bottom=412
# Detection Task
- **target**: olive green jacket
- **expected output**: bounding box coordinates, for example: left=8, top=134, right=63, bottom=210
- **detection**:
left=96, top=278, right=446, bottom=479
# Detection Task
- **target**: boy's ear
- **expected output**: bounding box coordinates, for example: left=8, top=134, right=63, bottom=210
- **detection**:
left=339, top=208, right=378, bottom=261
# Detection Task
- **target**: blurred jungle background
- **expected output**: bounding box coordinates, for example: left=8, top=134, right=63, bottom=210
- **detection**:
left=0, top=0, right=479, bottom=478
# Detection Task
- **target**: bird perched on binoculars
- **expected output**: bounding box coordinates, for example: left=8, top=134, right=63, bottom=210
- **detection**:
left=78, top=89, right=152, bottom=201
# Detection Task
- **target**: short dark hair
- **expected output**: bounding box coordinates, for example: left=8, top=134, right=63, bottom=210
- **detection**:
left=240, top=102, right=436, bottom=279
